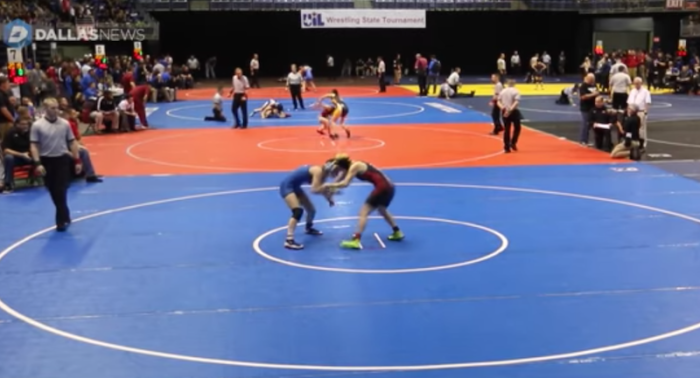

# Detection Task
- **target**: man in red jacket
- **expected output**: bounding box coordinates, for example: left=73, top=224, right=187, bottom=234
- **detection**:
left=130, top=83, right=150, bottom=129
left=625, top=51, right=638, bottom=80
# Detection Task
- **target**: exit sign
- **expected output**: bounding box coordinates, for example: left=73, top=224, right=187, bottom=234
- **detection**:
left=666, top=0, right=684, bottom=8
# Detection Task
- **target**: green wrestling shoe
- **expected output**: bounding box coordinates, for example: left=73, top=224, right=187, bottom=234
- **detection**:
left=388, top=230, right=404, bottom=241
left=340, top=238, right=362, bottom=249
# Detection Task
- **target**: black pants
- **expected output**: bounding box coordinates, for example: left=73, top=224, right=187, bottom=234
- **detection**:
left=250, top=69, right=260, bottom=88
left=41, top=155, right=72, bottom=226
left=205, top=107, right=227, bottom=122
left=491, top=104, right=503, bottom=134
left=289, top=84, right=304, bottom=109
left=503, top=109, right=522, bottom=151
left=417, top=74, right=427, bottom=96
left=232, top=94, right=248, bottom=127
left=594, top=127, right=613, bottom=152
left=611, top=92, right=628, bottom=111
left=378, top=72, right=386, bottom=92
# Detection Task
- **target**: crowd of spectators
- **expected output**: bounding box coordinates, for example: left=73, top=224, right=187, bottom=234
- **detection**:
left=0, top=0, right=146, bottom=27
left=583, top=49, right=700, bottom=95
left=0, top=50, right=198, bottom=193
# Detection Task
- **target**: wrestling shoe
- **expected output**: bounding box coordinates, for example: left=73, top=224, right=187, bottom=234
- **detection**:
left=388, top=230, right=404, bottom=241
left=340, top=239, right=362, bottom=249
left=284, top=239, right=304, bottom=250
left=306, top=227, right=323, bottom=235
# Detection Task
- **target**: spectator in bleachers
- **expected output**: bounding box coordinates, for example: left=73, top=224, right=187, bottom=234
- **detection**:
left=94, top=90, right=119, bottom=131
left=118, top=94, right=138, bottom=131
left=61, top=108, right=102, bottom=183
left=2, top=115, right=34, bottom=193
left=675, top=65, right=694, bottom=94
left=0, top=77, right=15, bottom=142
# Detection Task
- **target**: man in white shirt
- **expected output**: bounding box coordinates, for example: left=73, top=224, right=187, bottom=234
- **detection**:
left=118, top=95, right=139, bottom=131
left=497, top=54, right=506, bottom=76
left=510, top=51, right=521, bottom=75
left=326, top=55, right=335, bottom=80
left=609, top=66, right=631, bottom=113
left=442, top=68, right=475, bottom=98
left=610, top=56, right=628, bottom=77
left=626, top=77, right=651, bottom=149
left=187, top=55, right=199, bottom=78
left=250, top=54, right=260, bottom=88
left=377, top=57, right=386, bottom=93
left=497, top=79, right=522, bottom=153
left=542, top=51, right=551, bottom=75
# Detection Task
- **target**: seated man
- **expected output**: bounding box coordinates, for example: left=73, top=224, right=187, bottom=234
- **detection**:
left=676, top=65, right=693, bottom=94
left=160, top=67, right=177, bottom=102
left=62, top=108, right=103, bottom=183
left=2, top=116, right=34, bottom=193
left=94, top=90, right=119, bottom=132
left=118, top=95, right=139, bottom=131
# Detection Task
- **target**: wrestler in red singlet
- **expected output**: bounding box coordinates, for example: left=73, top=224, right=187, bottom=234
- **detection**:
left=324, top=155, right=403, bottom=249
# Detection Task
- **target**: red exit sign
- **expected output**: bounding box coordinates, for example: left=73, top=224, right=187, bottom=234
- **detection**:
left=666, top=0, right=684, bottom=8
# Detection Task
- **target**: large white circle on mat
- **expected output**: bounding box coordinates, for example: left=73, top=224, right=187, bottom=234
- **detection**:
left=1, top=183, right=700, bottom=370
left=257, top=136, right=385, bottom=153
left=252, top=215, right=508, bottom=274
left=165, top=101, right=424, bottom=122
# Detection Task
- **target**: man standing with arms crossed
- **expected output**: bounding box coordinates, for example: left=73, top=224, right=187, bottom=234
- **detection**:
left=627, top=77, right=651, bottom=151
left=30, top=98, right=82, bottom=231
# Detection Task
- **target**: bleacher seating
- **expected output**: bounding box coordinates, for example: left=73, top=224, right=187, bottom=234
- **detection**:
left=0, top=0, right=675, bottom=16
left=143, top=0, right=669, bottom=11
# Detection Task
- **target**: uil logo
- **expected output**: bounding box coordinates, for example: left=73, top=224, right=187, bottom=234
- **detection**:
left=302, top=12, right=325, bottom=28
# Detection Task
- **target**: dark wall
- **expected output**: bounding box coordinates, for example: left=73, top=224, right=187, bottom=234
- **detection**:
left=152, top=11, right=580, bottom=77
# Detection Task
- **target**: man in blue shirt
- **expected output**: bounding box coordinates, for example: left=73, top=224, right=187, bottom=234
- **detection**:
left=427, top=55, right=442, bottom=94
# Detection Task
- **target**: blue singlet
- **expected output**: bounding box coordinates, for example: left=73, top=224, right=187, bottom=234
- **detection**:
left=279, top=165, right=312, bottom=198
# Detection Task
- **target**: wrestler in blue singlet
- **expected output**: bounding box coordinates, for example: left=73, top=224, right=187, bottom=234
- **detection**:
left=279, top=165, right=312, bottom=199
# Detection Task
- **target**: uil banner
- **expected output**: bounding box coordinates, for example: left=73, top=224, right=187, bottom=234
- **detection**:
left=300, top=9, right=426, bottom=29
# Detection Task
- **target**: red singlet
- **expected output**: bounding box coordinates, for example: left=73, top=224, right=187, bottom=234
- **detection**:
left=355, top=162, right=392, bottom=193
left=321, top=106, right=335, bottom=118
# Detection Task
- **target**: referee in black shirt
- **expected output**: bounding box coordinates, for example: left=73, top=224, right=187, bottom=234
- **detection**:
left=578, top=73, right=599, bottom=146
left=590, top=96, right=617, bottom=152
left=230, top=68, right=250, bottom=129
left=29, top=98, right=82, bottom=231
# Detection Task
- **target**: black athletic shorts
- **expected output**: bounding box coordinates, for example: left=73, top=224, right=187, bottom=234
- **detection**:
left=611, top=92, right=629, bottom=111
left=341, top=106, right=349, bottom=117
left=366, top=185, right=395, bottom=208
